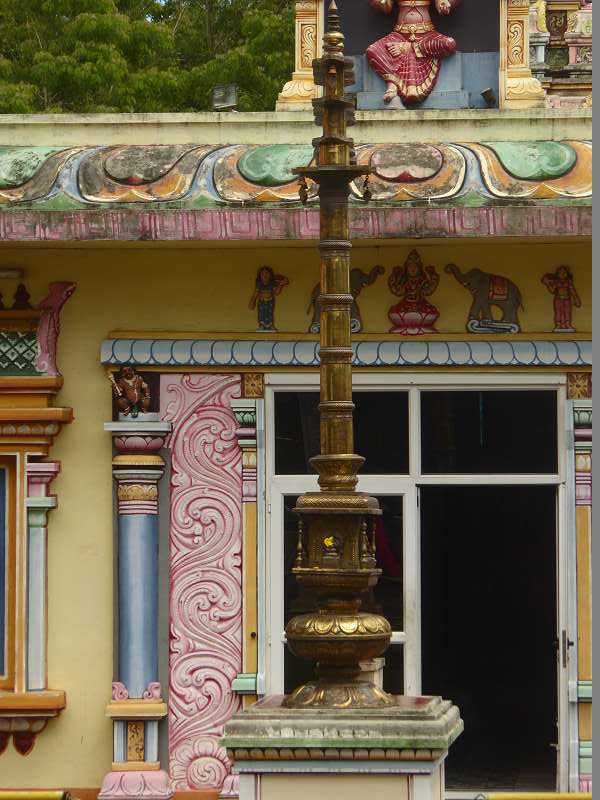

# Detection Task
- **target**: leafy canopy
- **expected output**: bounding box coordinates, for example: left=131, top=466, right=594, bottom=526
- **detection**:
left=0, top=0, right=294, bottom=112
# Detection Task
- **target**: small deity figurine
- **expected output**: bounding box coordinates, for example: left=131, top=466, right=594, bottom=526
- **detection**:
left=110, top=365, right=151, bottom=418
left=366, top=0, right=460, bottom=105
left=249, top=266, right=289, bottom=332
left=388, top=249, right=440, bottom=334
left=541, top=266, right=581, bottom=333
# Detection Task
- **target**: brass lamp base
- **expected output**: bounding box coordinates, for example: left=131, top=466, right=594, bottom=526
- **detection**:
left=283, top=678, right=393, bottom=709
left=284, top=608, right=392, bottom=709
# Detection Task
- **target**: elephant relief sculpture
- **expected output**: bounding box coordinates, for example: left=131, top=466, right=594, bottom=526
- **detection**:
left=445, top=263, right=523, bottom=334
left=307, top=265, right=385, bottom=333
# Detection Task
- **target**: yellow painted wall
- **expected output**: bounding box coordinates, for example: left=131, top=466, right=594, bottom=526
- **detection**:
left=0, top=238, right=591, bottom=788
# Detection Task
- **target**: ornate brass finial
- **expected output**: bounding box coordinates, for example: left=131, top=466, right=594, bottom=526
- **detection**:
left=323, top=0, right=344, bottom=56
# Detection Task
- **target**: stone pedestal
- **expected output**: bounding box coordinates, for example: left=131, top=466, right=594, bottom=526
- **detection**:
left=223, top=695, right=462, bottom=800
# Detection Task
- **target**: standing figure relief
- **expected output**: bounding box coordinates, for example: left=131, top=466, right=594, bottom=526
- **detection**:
left=366, top=0, right=460, bottom=104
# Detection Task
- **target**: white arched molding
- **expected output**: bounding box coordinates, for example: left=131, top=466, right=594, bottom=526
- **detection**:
left=278, top=0, right=546, bottom=110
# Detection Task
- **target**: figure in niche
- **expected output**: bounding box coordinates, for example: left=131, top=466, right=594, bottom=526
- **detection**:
left=388, top=249, right=440, bottom=334
left=541, top=266, right=581, bottom=332
left=249, top=266, right=289, bottom=332
left=110, top=365, right=151, bottom=418
left=366, top=0, right=460, bottom=105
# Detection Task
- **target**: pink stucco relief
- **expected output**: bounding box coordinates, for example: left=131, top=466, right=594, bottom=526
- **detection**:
left=161, top=374, right=243, bottom=792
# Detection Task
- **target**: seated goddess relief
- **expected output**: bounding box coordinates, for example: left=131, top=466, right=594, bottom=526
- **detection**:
left=366, top=0, right=460, bottom=104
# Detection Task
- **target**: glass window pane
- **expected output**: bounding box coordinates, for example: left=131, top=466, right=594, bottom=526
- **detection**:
left=274, top=391, right=409, bottom=474
left=420, top=391, right=558, bottom=473
left=282, top=493, right=404, bottom=695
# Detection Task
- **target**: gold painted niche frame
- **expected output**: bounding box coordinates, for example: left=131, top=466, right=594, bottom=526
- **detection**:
left=278, top=0, right=546, bottom=110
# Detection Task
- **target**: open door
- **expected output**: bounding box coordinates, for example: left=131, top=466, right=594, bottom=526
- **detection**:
left=420, top=484, right=558, bottom=792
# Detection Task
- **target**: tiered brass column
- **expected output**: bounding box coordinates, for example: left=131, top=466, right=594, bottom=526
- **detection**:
left=283, top=1, right=392, bottom=709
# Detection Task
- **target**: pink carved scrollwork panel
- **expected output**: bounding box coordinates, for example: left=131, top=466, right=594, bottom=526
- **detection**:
left=161, top=374, right=243, bottom=792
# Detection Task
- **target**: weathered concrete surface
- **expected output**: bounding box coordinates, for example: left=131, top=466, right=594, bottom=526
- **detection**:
left=0, top=108, right=591, bottom=147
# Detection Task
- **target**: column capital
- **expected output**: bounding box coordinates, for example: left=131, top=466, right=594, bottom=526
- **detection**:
left=113, top=469, right=165, bottom=515
left=105, top=419, right=172, bottom=468
left=27, top=460, right=61, bottom=497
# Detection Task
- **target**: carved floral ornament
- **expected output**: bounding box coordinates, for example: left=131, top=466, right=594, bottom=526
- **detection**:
left=117, top=483, right=159, bottom=502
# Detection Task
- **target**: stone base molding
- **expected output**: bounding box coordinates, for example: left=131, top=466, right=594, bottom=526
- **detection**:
left=99, top=770, right=174, bottom=800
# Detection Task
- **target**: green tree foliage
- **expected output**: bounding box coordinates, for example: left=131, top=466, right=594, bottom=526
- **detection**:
left=0, top=0, right=294, bottom=112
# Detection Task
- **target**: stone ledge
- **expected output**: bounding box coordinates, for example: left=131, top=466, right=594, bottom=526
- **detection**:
left=222, top=695, right=463, bottom=756
left=0, top=109, right=591, bottom=146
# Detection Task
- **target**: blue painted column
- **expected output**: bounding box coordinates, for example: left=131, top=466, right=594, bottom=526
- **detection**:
left=115, top=469, right=162, bottom=698
left=100, top=420, right=173, bottom=800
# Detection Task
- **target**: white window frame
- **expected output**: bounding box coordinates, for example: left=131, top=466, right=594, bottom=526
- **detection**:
left=263, top=371, right=571, bottom=789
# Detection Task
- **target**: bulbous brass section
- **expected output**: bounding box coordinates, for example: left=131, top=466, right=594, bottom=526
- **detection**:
left=286, top=610, right=391, bottom=663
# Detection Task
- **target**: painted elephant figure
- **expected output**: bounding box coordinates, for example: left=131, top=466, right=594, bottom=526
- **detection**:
left=307, top=265, right=385, bottom=333
left=445, top=263, right=523, bottom=333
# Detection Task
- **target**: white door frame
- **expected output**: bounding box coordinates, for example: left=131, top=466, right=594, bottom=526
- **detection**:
left=262, top=371, right=571, bottom=787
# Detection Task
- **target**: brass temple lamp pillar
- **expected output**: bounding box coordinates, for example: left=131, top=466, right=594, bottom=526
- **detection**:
left=284, top=1, right=393, bottom=709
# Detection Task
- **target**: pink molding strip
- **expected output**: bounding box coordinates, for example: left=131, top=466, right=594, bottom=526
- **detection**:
left=27, top=461, right=60, bottom=497
left=0, top=206, right=591, bottom=242
left=35, top=282, right=77, bottom=377
left=161, top=374, right=243, bottom=792
left=118, top=501, right=159, bottom=515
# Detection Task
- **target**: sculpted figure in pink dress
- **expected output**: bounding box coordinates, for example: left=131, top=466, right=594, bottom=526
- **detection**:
left=388, top=250, right=440, bottom=335
left=366, top=0, right=460, bottom=104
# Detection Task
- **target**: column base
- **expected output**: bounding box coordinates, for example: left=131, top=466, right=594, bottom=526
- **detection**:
left=99, top=769, right=173, bottom=800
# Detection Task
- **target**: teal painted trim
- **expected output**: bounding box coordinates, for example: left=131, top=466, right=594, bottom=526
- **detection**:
left=26, top=496, right=56, bottom=527
left=232, top=672, right=258, bottom=694
left=575, top=440, right=593, bottom=452
left=231, top=398, right=257, bottom=429
left=574, top=400, right=592, bottom=429
left=579, top=740, right=592, bottom=774
left=578, top=680, right=592, bottom=701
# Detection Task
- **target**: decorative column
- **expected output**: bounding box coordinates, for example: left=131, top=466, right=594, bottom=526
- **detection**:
left=500, top=0, right=547, bottom=107
left=564, top=2, right=592, bottom=67
left=277, top=1, right=323, bottom=110
left=529, top=0, right=550, bottom=71
left=572, top=386, right=592, bottom=792
left=99, top=420, right=173, bottom=800
left=230, top=397, right=259, bottom=708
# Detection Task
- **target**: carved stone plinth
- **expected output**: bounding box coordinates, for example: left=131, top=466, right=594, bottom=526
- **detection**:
left=223, top=695, right=463, bottom=800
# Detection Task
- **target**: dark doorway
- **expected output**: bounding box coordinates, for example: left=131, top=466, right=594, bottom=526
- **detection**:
left=420, top=485, right=557, bottom=791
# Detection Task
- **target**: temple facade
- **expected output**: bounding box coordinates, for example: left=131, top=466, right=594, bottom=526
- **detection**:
left=0, top=1, right=592, bottom=799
